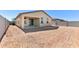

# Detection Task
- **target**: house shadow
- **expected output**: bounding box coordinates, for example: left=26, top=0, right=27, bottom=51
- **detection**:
left=23, top=26, right=59, bottom=33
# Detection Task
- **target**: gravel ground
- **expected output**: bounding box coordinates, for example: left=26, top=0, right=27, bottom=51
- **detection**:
left=0, top=25, right=79, bottom=48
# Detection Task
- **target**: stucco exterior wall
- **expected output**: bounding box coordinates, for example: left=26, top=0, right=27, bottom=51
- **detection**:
left=16, top=16, right=22, bottom=28
left=68, top=21, right=79, bottom=27
left=0, top=15, right=9, bottom=40
left=16, top=11, right=53, bottom=29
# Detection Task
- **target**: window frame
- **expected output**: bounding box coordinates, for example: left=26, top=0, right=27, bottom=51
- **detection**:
left=41, top=17, right=43, bottom=24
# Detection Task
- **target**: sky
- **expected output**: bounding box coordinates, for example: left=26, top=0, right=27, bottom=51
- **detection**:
left=0, top=10, right=79, bottom=21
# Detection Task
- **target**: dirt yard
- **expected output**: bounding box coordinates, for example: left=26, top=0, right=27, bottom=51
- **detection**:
left=0, top=25, right=79, bottom=48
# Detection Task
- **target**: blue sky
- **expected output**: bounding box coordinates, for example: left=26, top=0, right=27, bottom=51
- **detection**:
left=0, top=10, right=79, bottom=21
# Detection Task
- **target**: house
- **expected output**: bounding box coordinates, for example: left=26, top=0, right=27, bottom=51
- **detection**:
left=0, top=15, right=9, bottom=40
left=54, top=19, right=68, bottom=26
left=15, top=10, right=54, bottom=29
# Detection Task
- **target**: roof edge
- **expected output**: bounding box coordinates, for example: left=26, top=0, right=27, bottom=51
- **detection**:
left=15, top=10, right=54, bottom=20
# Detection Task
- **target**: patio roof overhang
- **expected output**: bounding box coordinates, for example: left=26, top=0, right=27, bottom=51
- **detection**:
left=25, top=16, right=40, bottom=19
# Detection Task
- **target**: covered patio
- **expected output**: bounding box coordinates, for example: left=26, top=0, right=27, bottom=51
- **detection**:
left=23, top=16, right=40, bottom=29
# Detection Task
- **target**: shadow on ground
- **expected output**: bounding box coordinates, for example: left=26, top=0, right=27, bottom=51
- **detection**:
left=23, top=26, right=59, bottom=33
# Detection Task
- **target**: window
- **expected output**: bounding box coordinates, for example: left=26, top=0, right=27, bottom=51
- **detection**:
left=41, top=17, right=43, bottom=24
left=47, top=18, right=49, bottom=23
left=24, top=16, right=27, bottom=19
left=41, top=20, right=43, bottom=24
left=29, top=19, right=34, bottom=26
left=47, top=21, right=49, bottom=23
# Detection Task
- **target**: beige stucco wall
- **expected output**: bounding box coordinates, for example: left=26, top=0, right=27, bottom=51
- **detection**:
left=16, top=11, right=53, bottom=29
left=0, top=15, right=9, bottom=40
left=16, top=16, right=23, bottom=28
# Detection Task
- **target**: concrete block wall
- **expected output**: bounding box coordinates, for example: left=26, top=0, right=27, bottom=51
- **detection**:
left=68, top=21, right=79, bottom=27
left=55, top=20, right=68, bottom=26
left=0, top=15, right=9, bottom=40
